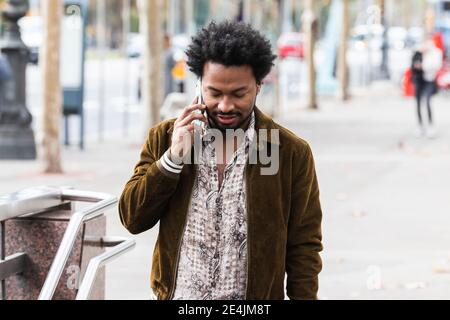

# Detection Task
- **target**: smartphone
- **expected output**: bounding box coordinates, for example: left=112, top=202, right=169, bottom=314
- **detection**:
left=194, top=78, right=206, bottom=128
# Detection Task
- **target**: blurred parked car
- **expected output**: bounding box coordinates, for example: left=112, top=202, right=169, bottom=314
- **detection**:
left=18, top=16, right=43, bottom=64
left=349, top=24, right=384, bottom=51
left=387, top=27, right=408, bottom=51
left=350, top=24, right=426, bottom=52
left=126, top=32, right=144, bottom=58
left=277, top=32, right=304, bottom=59
left=406, top=27, right=425, bottom=49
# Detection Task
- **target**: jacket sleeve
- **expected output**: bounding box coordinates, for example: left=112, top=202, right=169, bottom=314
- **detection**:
left=286, top=143, right=323, bottom=300
left=118, top=126, right=181, bottom=234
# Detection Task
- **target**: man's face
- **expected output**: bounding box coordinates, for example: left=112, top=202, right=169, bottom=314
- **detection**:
left=201, top=61, right=259, bottom=132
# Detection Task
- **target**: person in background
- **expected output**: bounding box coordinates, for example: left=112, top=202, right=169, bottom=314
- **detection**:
left=432, top=32, right=445, bottom=59
left=163, top=34, right=176, bottom=98
left=411, top=39, right=443, bottom=138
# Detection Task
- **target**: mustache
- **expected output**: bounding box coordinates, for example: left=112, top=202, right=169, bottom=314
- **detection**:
left=216, top=112, right=241, bottom=116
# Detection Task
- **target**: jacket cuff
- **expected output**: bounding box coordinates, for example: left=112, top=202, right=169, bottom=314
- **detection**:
left=156, top=150, right=184, bottom=178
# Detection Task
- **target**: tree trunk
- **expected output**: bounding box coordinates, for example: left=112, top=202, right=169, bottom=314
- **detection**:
left=42, top=0, right=63, bottom=174
left=378, top=0, right=390, bottom=80
left=122, top=0, right=131, bottom=137
left=97, top=0, right=106, bottom=142
left=303, top=0, right=318, bottom=109
left=138, top=0, right=163, bottom=131
left=242, top=0, right=251, bottom=23
left=338, top=0, right=350, bottom=101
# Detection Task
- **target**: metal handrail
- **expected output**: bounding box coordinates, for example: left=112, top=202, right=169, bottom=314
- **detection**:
left=0, top=186, right=64, bottom=222
left=38, top=189, right=117, bottom=300
left=1, top=186, right=67, bottom=299
left=76, top=237, right=136, bottom=300
left=0, top=252, right=27, bottom=281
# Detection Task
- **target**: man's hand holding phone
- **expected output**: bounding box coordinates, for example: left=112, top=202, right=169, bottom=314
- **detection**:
left=169, top=97, right=207, bottom=163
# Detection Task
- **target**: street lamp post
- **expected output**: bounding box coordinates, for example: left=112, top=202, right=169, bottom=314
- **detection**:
left=366, top=4, right=380, bottom=86
left=303, top=0, right=318, bottom=109
left=0, top=0, right=37, bottom=160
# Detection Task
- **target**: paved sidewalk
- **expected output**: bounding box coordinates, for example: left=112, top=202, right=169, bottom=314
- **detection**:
left=2, top=81, right=450, bottom=299
left=280, top=82, right=450, bottom=300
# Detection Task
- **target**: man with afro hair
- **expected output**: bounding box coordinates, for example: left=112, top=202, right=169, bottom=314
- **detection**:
left=120, top=20, right=323, bottom=300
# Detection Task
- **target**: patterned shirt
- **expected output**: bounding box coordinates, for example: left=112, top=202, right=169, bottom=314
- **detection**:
left=172, top=113, right=256, bottom=300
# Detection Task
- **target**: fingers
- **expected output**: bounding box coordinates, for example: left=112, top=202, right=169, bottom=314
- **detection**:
left=185, top=124, right=195, bottom=133
left=175, top=123, right=195, bottom=135
left=175, top=111, right=207, bottom=128
left=170, top=108, right=200, bottom=160
left=177, top=104, right=206, bottom=122
left=177, top=98, right=206, bottom=122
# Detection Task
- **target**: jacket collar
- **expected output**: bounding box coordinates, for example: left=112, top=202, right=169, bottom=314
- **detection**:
left=167, top=107, right=279, bottom=146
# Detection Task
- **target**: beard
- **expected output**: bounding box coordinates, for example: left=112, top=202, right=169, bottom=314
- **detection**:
left=206, top=104, right=256, bottom=133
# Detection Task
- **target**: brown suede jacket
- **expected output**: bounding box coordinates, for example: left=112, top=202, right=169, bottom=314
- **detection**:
left=119, top=107, right=323, bottom=300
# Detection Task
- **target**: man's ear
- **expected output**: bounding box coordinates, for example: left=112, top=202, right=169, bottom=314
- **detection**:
left=256, top=84, right=262, bottom=95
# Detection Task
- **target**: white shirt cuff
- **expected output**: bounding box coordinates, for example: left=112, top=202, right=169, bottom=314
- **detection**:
left=160, top=151, right=183, bottom=174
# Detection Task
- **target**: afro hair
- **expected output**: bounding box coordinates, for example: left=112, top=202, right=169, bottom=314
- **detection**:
left=185, top=20, right=277, bottom=84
